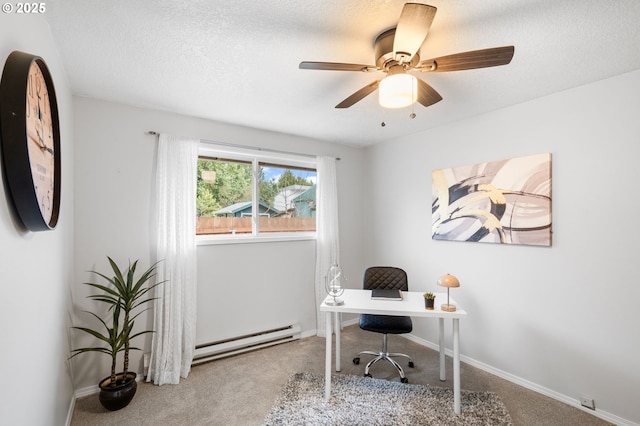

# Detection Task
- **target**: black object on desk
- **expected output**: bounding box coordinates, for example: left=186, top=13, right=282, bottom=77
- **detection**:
left=371, top=288, right=403, bottom=300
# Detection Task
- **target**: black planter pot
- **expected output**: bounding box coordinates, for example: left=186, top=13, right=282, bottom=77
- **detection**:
left=425, top=298, right=435, bottom=310
left=98, top=372, right=137, bottom=411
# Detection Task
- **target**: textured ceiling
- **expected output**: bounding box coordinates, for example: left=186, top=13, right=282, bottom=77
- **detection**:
left=44, top=0, right=640, bottom=147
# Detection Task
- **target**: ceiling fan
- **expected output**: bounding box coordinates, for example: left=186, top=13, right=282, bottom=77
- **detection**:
left=299, top=3, right=514, bottom=109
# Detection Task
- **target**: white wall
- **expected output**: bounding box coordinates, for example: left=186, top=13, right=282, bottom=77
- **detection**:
left=365, top=70, right=640, bottom=424
left=197, top=240, right=318, bottom=343
left=0, top=14, right=75, bottom=426
left=72, top=97, right=366, bottom=389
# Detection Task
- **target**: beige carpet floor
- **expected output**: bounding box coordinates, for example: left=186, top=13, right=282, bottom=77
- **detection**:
left=71, top=325, right=612, bottom=426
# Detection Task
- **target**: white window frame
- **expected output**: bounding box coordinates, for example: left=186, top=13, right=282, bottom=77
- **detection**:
left=197, top=142, right=317, bottom=246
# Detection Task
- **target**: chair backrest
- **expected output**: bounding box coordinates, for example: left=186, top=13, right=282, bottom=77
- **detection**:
left=363, top=267, right=408, bottom=291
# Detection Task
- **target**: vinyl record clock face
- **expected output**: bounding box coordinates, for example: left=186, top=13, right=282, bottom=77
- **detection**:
left=26, top=61, right=56, bottom=223
left=0, top=51, right=61, bottom=231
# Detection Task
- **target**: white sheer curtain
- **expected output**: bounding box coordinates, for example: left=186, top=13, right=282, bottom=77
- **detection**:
left=147, top=133, right=199, bottom=385
left=314, top=156, right=340, bottom=336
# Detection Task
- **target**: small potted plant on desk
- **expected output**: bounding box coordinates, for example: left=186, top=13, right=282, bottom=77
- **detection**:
left=70, top=257, right=164, bottom=411
left=423, top=292, right=436, bottom=310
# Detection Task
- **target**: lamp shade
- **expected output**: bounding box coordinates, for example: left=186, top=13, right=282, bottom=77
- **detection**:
left=379, top=73, right=417, bottom=108
left=437, top=274, right=460, bottom=288
left=437, top=274, right=459, bottom=312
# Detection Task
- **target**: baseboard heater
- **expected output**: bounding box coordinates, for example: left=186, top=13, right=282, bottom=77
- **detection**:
left=192, top=323, right=301, bottom=366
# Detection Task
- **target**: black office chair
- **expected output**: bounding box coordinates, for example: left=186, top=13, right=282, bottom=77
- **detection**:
left=352, top=266, right=414, bottom=383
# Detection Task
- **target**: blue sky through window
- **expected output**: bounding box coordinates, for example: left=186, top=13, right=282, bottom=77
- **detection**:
left=262, top=167, right=316, bottom=185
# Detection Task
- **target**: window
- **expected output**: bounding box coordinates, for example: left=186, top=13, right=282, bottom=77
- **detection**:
left=196, top=143, right=317, bottom=242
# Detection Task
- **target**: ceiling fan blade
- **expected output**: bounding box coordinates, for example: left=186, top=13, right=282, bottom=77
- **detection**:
left=393, top=3, right=437, bottom=59
left=416, top=78, right=443, bottom=107
left=299, top=61, right=375, bottom=72
left=335, top=80, right=381, bottom=108
left=418, top=46, right=515, bottom=72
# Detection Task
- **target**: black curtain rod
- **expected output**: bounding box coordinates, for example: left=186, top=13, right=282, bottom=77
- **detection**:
left=146, top=131, right=340, bottom=161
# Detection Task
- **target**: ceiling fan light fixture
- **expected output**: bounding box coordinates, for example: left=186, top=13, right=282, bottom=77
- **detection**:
left=300, top=3, right=514, bottom=110
left=379, top=73, right=417, bottom=108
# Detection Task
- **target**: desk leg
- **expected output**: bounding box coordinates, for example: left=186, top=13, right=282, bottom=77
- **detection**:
left=453, top=318, right=460, bottom=415
left=334, top=312, right=341, bottom=372
left=439, top=318, right=445, bottom=381
left=324, top=313, right=332, bottom=402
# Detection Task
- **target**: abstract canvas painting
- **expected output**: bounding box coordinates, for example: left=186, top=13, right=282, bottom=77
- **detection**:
left=432, top=153, right=552, bottom=246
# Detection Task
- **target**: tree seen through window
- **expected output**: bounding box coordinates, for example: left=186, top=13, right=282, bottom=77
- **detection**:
left=197, top=157, right=316, bottom=235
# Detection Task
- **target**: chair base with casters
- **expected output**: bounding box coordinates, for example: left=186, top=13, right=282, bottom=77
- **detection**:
left=353, top=333, right=414, bottom=383
left=353, top=310, right=414, bottom=383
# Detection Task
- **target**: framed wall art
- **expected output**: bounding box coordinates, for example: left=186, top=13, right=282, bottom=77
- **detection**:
left=432, top=153, right=551, bottom=246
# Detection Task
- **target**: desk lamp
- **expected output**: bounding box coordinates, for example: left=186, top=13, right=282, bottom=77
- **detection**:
left=325, top=264, right=344, bottom=306
left=437, top=274, right=460, bottom=312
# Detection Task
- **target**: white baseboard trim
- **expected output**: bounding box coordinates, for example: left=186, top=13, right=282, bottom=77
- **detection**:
left=65, top=383, right=97, bottom=426
left=400, top=333, right=636, bottom=426
left=65, top=395, right=76, bottom=426
left=315, top=316, right=359, bottom=338
left=342, top=317, right=359, bottom=327
left=75, top=383, right=99, bottom=399
left=301, top=329, right=318, bottom=339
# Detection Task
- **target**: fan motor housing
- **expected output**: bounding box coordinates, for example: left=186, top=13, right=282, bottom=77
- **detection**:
left=374, top=28, right=420, bottom=70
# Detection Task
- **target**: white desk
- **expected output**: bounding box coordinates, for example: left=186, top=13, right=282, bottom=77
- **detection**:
left=320, top=289, right=467, bottom=414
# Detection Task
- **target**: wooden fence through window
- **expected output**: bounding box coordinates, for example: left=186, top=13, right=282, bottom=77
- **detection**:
left=196, top=217, right=316, bottom=235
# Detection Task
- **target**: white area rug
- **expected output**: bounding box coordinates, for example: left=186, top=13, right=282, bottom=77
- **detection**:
left=263, top=372, right=513, bottom=425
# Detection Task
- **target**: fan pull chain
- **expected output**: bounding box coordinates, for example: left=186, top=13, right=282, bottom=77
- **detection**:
left=410, top=81, right=416, bottom=119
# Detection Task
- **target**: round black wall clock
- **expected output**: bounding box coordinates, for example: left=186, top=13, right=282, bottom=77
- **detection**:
left=0, top=51, right=61, bottom=231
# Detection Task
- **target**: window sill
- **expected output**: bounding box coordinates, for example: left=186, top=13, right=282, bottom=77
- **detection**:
left=196, top=232, right=316, bottom=246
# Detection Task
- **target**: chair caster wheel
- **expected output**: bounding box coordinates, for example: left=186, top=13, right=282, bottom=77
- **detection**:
left=364, top=373, right=372, bottom=378
left=408, top=361, right=414, bottom=368
left=353, top=357, right=360, bottom=365
left=401, top=377, right=408, bottom=383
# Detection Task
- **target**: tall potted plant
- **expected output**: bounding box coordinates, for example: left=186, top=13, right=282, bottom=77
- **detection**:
left=70, top=257, right=164, bottom=411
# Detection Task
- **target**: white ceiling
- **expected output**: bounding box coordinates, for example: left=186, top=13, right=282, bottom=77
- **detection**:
left=44, top=0, right=640, bottom=147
